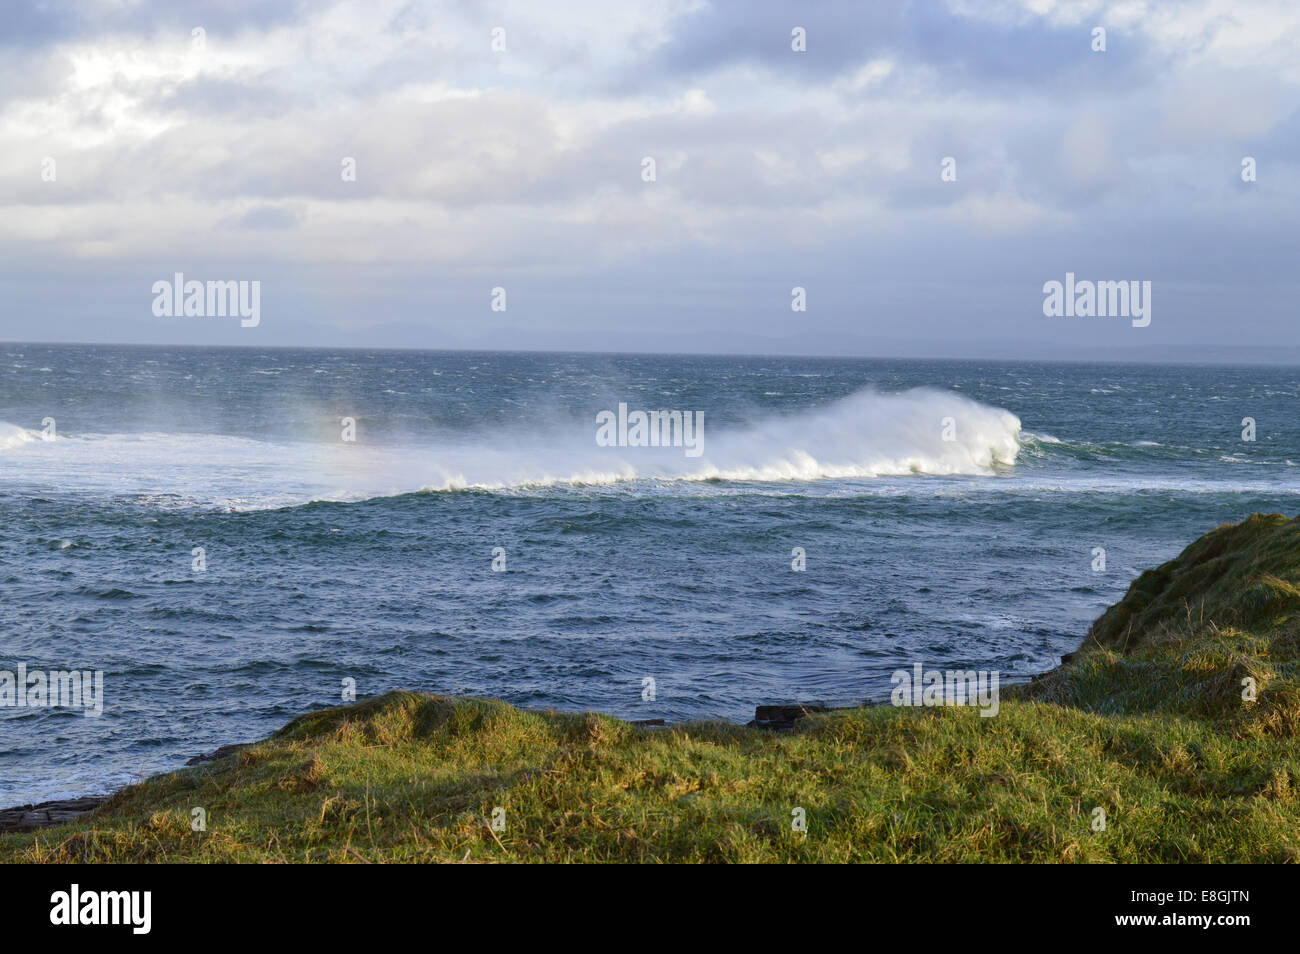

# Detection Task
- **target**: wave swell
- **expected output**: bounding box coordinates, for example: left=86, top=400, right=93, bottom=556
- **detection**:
left=0, top=388, right=1023, bottom=506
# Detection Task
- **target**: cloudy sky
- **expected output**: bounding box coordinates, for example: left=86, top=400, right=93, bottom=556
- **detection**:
left=1, top=0, right=1297, bottom=360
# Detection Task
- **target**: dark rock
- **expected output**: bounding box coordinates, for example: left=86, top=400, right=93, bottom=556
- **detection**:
left=748, top=703, right=832, bottom=731
left=186, top=743, right=251, bottom=766
left=0, top=796, right=107, bottom=833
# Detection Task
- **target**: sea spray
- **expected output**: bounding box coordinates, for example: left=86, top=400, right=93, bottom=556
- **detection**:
left=595, top=403, right=704, bottom=457
left=0, top=387, right=1022, bottom=505
left=0, top=422, right=38, bottom=451
left=418, top=387, right=1021, bottom=494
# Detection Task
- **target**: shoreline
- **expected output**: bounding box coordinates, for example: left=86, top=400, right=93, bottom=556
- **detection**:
left=0, top=687, right=1050, bottom=834
left=0, top=662, right=1068, bottom=832
left=0, top=742, right=256, bottom=833
left=0, top=707, right=822, bottom=831
left=0, top=797, right=108, bottom=834
left=3, top=504, right=1296, bottom=863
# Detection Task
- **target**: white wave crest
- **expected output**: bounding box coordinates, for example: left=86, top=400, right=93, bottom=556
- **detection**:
left=407, top=387, right=1021, bottom=493
left=0, top=421, right=39, bottom=451
left=0, top=388, right=1023, bottom=507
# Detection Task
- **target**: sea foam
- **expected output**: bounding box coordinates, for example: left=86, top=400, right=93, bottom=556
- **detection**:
left=0, top=422, right=38, bottom=451
left=0, top=389, right=1023, bottom=507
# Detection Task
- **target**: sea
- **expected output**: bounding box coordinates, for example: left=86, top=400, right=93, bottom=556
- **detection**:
left=3, top=344, right=1298, bottom=804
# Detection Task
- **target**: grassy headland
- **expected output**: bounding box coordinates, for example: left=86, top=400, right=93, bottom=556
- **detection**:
left=4, top=513, right=1299, bottom=863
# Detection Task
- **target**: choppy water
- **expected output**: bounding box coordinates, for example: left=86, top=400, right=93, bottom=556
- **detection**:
left=3, top=345, right=1299, bottom=804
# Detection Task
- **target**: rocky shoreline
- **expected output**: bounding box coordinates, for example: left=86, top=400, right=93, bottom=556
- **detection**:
left=0, top=741, right=260, bottom=834
left=0, top=797, right=108, bottom=833
left=0, top=695, right=1017, bottom=834
left=0, top=702, right=848, bottom=833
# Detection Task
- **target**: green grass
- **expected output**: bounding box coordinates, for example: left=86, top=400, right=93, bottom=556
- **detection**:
left=5, top=513, right=1300, bottom=863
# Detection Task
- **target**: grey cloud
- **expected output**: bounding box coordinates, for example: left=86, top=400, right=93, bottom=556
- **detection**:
left=233, top=204, right=303, bottom=229
left=0, top=0, right=1297, bottom=361
left=0, top=0, right=312, bottom=48
left=628, top=0, right=1164, bottom=95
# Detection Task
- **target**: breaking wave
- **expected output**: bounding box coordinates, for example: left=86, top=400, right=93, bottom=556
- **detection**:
left=0, top=388, right=1023, bottom=507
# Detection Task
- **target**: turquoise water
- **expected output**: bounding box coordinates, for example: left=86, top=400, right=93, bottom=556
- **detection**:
left=3, top=345, right=1299, bottom=803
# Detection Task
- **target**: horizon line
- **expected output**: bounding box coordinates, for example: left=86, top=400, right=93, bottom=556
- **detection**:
left=3, top=338, right=1300, bottom=370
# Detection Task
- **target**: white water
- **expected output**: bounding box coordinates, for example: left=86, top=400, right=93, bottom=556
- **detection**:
left=0, top=421, right=38, bottom=451
left=0, top=388, right=1023, bottom=507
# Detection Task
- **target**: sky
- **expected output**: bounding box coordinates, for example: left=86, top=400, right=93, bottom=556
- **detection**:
left=1, top=0, right=1298, bottom=361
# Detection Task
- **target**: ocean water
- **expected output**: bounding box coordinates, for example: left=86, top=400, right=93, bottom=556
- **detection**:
left=3, top=344, right=1300, bottom=805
